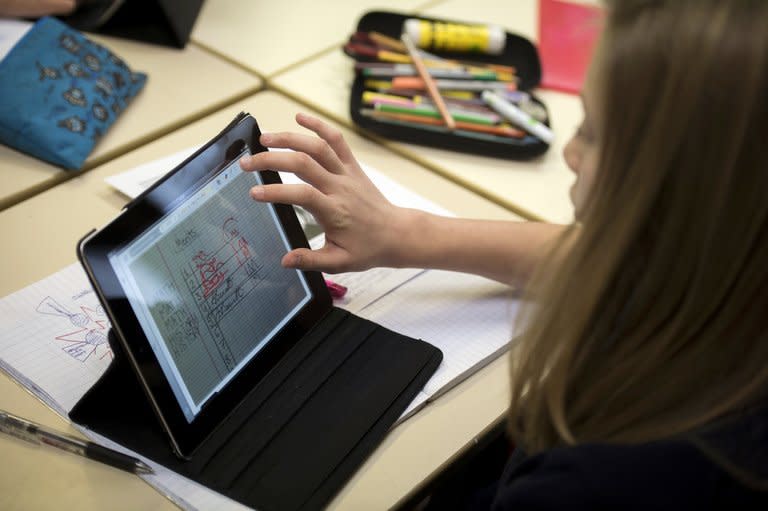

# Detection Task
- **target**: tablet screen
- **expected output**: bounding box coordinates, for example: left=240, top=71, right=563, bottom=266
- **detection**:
left=108, top=151, right=311, bottom=422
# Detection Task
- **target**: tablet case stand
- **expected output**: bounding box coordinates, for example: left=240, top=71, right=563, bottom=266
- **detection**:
left=69, top=307, right=442, bottom=511
left=61, top=0, right=204, bottom=48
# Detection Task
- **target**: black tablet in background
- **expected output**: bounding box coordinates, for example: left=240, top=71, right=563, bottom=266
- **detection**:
left=61, top=0, right=204, bottom=48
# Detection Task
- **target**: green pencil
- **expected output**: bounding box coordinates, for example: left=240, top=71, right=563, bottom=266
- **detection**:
left=359, top=112, right=523, bottom=145
left=374, top=103, right=498, bottom=126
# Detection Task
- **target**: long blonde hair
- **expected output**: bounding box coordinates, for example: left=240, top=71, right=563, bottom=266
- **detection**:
left=508, top=0, right=768, bottom=466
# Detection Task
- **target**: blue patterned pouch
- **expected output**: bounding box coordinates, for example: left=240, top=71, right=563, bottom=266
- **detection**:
left=0, top=17, right=147, bottom=169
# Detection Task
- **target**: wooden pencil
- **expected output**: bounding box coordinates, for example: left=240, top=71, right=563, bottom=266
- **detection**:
left=369, top=31, right=406, bottom=53
left=400, top=33, right=456, bottom=130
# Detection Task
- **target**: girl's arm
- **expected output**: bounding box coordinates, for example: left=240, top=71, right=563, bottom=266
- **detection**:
left=240, top=113, right=566, bottom=286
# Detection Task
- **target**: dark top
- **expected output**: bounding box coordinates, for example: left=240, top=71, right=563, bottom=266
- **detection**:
left=491, top=405, right=768, bottom=510
left=491, top=440, right=766, bottom=510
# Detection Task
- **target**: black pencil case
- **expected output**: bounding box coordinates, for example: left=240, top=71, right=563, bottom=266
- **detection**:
left=345, top=11, right=550, bottom=160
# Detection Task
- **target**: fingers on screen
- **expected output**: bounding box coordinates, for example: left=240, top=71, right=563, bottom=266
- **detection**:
left=258, top=132, right=345, bottom=175
left=250, top=183, right=329, bottom=212
left=282, top=246, right=351, bottom=273
left=241, top=151, right=333, bottom=190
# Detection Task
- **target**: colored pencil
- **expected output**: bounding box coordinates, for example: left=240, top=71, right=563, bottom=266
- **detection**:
left=400, top=33, right=455, bottom=130
left=362, top=79, right=478, bottom=99
left=344, top=43, right=412, bottom=63
left=357, top=31, right=518, bottom=76
left=362, top=91, right=495, bottom=112
left=362, top=115, right=529, bottom=144
left=391, top=76, right=518, bottom=92
left=369, top=31, right=406, bottom=53
left=360, top=108, right=525, bottom=138
left=354, top=61, right=507, bottom=80
left=358, top=64, right=499, bottom=80
left=361, top=91, right=415, bottom=106
left=373, top=103, right=500, bottom=125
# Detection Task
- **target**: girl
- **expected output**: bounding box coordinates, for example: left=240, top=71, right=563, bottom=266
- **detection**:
left=240, top=0, right=768, bottom=507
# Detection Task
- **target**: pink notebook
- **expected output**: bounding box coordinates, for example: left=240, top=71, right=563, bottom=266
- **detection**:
left=538, top=0, right=603, bottom=94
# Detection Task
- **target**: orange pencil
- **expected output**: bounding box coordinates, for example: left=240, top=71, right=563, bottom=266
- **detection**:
left=400, top=33, right=456, bottom=130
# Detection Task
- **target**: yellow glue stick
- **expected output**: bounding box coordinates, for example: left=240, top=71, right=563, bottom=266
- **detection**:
left=403, top=19, right=506, bottom=55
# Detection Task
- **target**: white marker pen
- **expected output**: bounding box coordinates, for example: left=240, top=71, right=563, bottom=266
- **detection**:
left=481, top=90, right=554, bottom=144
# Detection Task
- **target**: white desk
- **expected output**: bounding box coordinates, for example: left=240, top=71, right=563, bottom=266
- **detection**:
left=0, top=90, right=520, bottom=511
left=0, top=34, right=261, bottom=211
left=191, top=0, right=440, bottom=78
left=271, top=0, right=590, bottom=223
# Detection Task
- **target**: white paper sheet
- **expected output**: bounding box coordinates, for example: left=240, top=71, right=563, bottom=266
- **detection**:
left=104, top=146, right=453, bottom=215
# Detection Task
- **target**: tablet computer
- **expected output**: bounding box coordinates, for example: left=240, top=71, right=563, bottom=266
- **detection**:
left=78, top=113, right=331, bottom=459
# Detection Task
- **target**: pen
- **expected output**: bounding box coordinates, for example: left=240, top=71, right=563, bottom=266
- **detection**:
left=0, top=409, right=154, bottom=475
left=481, top=90, right=554, bottom=144
left=400, top=33, right=456, bottom=130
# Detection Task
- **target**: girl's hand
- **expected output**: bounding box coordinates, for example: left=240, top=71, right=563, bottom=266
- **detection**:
left=239, top=113, right=409, bottom=273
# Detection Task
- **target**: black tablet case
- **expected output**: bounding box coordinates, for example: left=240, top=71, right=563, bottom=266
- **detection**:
left=61, top=0, right=204, bottom=48
left=70, top=307, right=442, bottom=511
left=347, top=11, right=550, bottom=160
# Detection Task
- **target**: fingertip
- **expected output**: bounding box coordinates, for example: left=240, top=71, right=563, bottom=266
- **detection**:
left=296, top=112, right=317, bottom=126
left=250, top=186, right=264, bottom=200
left=239, top=156, right=251, bottom=171
left=260, top=133, right=273, bottom=146
left=282, top=252, right=303, bottom=268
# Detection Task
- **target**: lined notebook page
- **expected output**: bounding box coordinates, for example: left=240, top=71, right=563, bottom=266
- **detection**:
left=0, top=263, right=113, bottom=415
left=349, top=269, right=520, bottom=419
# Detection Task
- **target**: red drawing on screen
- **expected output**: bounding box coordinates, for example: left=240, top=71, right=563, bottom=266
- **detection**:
left=190, top=217, right=258, bottom=304
left=223, top=217, right=252, bottom=266
left=193, top=250, right=227, bottom=298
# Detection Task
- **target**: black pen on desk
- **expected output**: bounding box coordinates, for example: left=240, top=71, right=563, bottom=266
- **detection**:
left=0, top=409, right=153, bottom=475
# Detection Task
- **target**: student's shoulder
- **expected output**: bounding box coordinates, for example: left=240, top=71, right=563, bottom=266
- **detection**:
left=492, top=439, right=765, bottom=511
